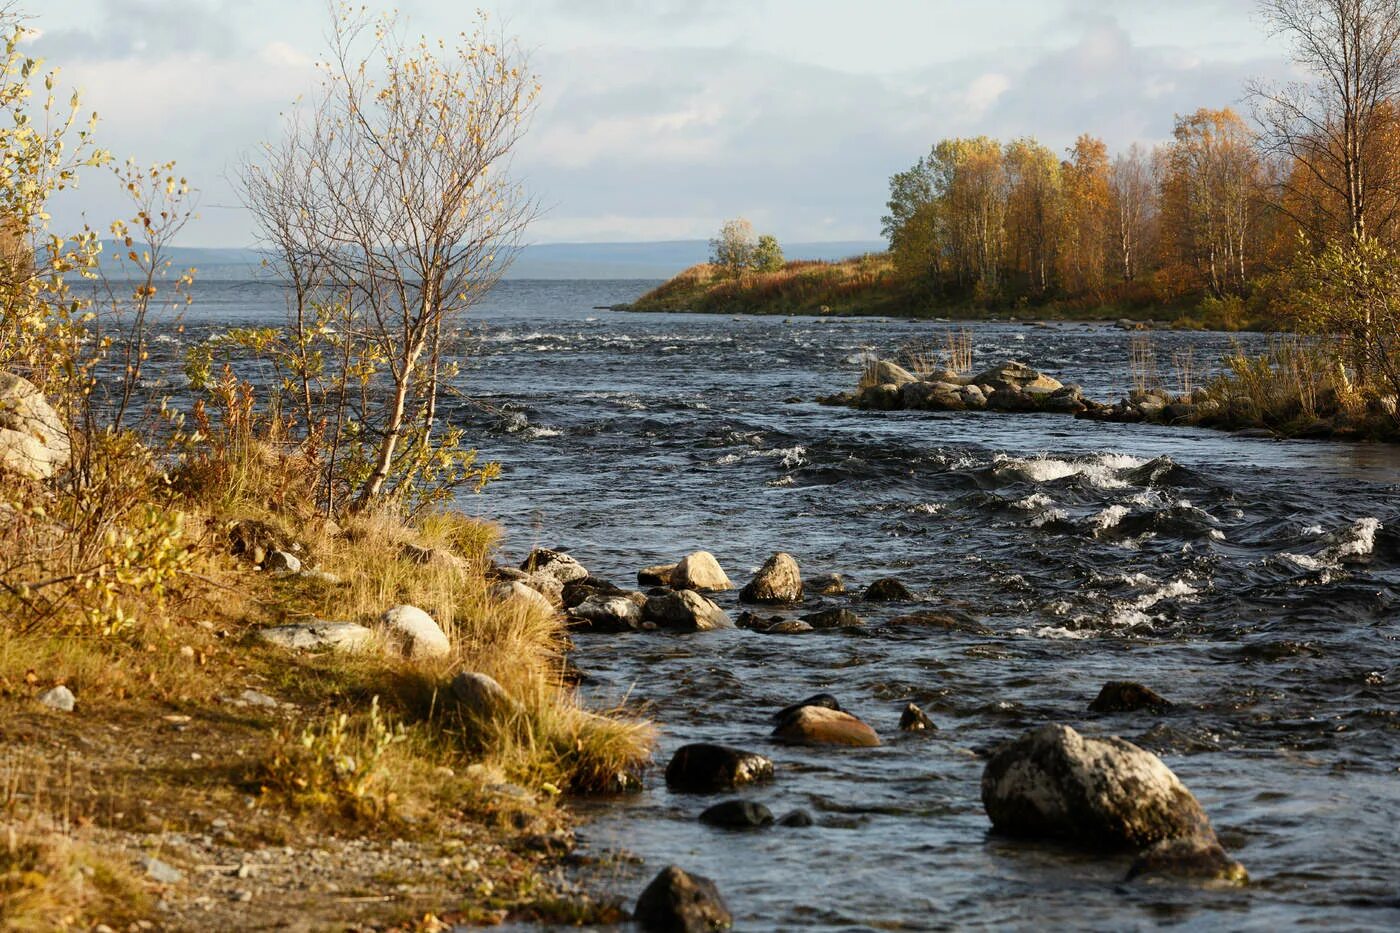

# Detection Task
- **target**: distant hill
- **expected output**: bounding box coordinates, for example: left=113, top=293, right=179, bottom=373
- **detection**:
left=95, top=239, right=886, bottom=281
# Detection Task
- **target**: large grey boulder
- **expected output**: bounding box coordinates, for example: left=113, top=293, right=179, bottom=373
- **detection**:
left=643, top=589, right=732, bottom=632
left=0, top=372, right=69, bottom=480
left=671, top=551, right=732, bottom=592
left=981, top=724, right=1222, bottom=851
left=256, top=621, right=375, bottom=653
left=379, top=605, right=451, bottom=659
left=739, top=552, right=802, bottom=604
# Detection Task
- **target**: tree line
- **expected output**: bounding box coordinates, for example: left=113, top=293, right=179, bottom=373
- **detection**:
left=882, top=0, right=1400, bottom=324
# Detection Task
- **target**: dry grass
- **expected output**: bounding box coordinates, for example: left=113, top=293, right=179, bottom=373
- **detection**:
left=631, top=254, right=900, bottom=316
left=1213, top=337, right=1360, bottom=424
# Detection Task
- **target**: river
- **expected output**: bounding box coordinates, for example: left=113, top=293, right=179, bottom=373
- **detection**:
left=179, top=278, right=1399, bottom=931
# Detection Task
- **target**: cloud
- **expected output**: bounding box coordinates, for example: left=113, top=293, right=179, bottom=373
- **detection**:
left=33, top=0, right=243, bottom=61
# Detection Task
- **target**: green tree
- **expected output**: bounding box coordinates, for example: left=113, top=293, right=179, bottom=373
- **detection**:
left=753, top=234, right=784, bottom=273
left=1291, top=236, right=1400, bottom=401
left=709, top=218, right=757, bottom=276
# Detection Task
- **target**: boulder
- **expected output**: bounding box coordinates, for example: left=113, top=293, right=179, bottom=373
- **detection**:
left=37, top=685, right=75, bottom=712
left=492, top=581, right=556, bottom=617
left=450, top=672, right=520, bottom=721
left=1089, top=681, right=1174, bottom=714
left=671, top=551, right=732, bottom=591
left=773, top=706, right=881, bottom=748
left=520, top=571, right=565, bottom=608
left=971, top=361, right=1063, bottom=393
left=902, top=380, right=965, bottom=411
left=739, top=552, right=802, bottom=604
left=980, top=723, right=1217, bottom=850
left=778, top=809, right=815, bottom=827
left=808, top=573, right=848, bottom=596
left=520, top=547, right=589, bottom=584
left=570, top=593, right=644, bottom=632
left=665, top=744, right=774, bottom=793
left=986, top=387, right=1038, bottom=412
left=400, top=542, right=468, bottom=573
left=0, top=372, right=69, bottom=480
left=959, top=384, right=988, bottom=409
left=562, top=576, right=628, bottom=609
left=379, top=605, right=451, bottom=660
left=800, top=608, right=865, bottom=630
left=643, top=589, right=732, bottom=632
left=699, top=800, right=774, bottom=829
left=634, top=865, right=733, bottom=933
left=1041, top=384, right=1087, bottom=414
left=256, top=622, right=374, bottom=653
left=763, top=619, right=813, bottom=635
left=868, top=360, right=918, bottom=387
left=899, top=702, right=935, bottom=732
left=773, top=693, right=842, bottom=725
left=856, top=383, right=902, bottom=411
left=638, top=563, right=677, bottom=586
left=863, top=577, right=913, bottom=601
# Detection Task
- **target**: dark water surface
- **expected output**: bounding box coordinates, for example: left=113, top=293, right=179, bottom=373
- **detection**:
left=179, top=280, right=1398, bottom=931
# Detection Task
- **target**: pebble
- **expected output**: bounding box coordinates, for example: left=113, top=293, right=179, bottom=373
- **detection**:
left=141, top=856, right=184, bottom=885
left=37, top=684, right=75, bottom=712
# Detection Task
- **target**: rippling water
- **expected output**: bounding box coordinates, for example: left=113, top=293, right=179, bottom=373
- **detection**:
left=174, top=279, right=1399, bottom=930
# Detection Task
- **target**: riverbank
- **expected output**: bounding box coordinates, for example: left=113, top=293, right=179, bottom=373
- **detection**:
left=834, top=355, right=1400, bottom=443
left=0, top=387, right=653, bottom=928
left=623, top=256, right=1269, bottom=329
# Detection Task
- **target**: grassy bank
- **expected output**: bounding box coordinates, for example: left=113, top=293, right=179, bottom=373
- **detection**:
left=625, top=255, right=1271, bottom=330
left=1, top=428, right=652, bottom=929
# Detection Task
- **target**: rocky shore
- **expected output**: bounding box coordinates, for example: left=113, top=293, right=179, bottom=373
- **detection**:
left=824, top=357, right=1400, bottom=442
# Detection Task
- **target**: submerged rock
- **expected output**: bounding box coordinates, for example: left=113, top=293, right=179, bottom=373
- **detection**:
left=801, top=607, right=865, bottom=630
left=643, top=589, right=733, bottom=632
left=773, top=693, right=842, bottom=725
left=699, top=800, right=774, bottom=829
left=739, top=552, right=803, bottom=604
left=380, top=605, right=451, bottom=659
left=981, top=723, right=1219, bottom=850
left=1126, top=836, right=1249, bottom=884
left=634, top=865, right=733, bottom=932
left=899, top=702, right=935, bottom=732
left=665, top=744, right=774, bottom=793
left=863, top=577, right=913, bottom=601
left=671, top=551, right=733, bottom=592
left=778, top=809, right=815, bottom=827
left=1089, top=681, right=1175, bottom=714
left=808, top=572, right=848, bottom=596
left=773, top=705, right=881, bottom=748
left=763, top=619, right=813, bottom=635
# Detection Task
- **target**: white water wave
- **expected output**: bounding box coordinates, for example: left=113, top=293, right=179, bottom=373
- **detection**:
left=1281, top=517, right=1381, bottom=570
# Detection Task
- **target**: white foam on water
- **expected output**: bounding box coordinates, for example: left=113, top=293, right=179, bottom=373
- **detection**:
left=715, top=453, right=743, bottom=466
left=909, top=502, right=943, bottom=515
left=1012, top=492, right=1055, bottom=510
left=760, top=446, right=809, bottom=469
left=1092, top=505, right=1130, bottom=530
left=1030, top=508, right=1069, bottom=527
left=1281, top=517, right=1382, bottom=570
left=993, top=452, right=1148, bottom=490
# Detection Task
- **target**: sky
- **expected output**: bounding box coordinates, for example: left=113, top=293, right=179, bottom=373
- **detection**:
left=28, top=0, right=1298, bottom=248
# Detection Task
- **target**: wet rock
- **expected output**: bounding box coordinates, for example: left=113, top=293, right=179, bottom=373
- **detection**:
left=778, top=809, right=815, bottom=827
left=1126, top=836, right=1249, bottom=884
left=736, top=610, right=787, bottom=631
left=562, top=575, right=629, bottom=609
left=902, top=380, right=965, bottom=411
left=856, top=383, right=902, bottom=411
left=1089, top=681, right=1174, bottom=714
left=671, top=551, right=732, bottom=592
left=256, top=621, right=374, bottom=653
left=665, top=744, right=774, bottom=793
left=773, top=706, right=881, bottom=748
left=981, top=723, right=1218, bottom=849
left=643, top=589, right=733, bottom=632
left=450, top=671, right=520, bottom=721
left=379, top=605, right=451, bottom=660
left=263, top=550, right=302, bottom=573
left=699, top=800, right=774, bottom=829
left=570, top=594, right=644, bottom=632
left=886, top=611, right=992, bottom=635
left=960, top=384, right=988, bottom=409
left=638, top=563, right=677, bottom=587
left=986, top=387, right=1039, bottom=412
left=863, top=577, right=913, bottom=601
left=521, top=547, right=589, bottom=584
left=899, top=702, right=935, bottom=732
left=801, top=608, right=865, bottom=630
left=970, top=361, right=1062, bottom=394
left=492, top=581, right=556, bottom=617
left=773, top=693, right=843, bottom=725
left=1041, top=384, right=1087, bottom=414
left=37, top=685, right=75, bottom=712
left=764, top=619, right=813, bottom=634
left=0, top=372, right=69, bottom=480
left=739, top=552, right=803, bottom=604
left=808, top=573, right=848, bottom=596
left=634, top=865, right=733, bottom=932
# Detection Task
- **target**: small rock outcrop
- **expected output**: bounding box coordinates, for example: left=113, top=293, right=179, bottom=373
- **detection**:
left=739, top=552, right=803, bottom=604
left=671, top=551, right=733, bottom=592
left=0, top=372, right=69, bottom=480
left=256, top=621, right=374, bottom=653
left=899, top=702, right=935, bottom=732
left=863, top=577, right=913, bottom=601
left=980, top=724, right=1237, bottom=873
left=379, top=605, right=451, bottom=659
left=665, top=743, right=774, bottom=793
left=1088, top=681, right=1175, bottom=714
left=643, top=589, right=733, bottom=632
left=773, top=705, right=881, bottom=748
left=634, top=865, right=733, bottom=933
left=699, top=800, right=774, bottom=829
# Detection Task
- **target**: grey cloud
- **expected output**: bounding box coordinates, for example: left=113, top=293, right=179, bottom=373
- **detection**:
left=33, top=0, right=243, bottom=61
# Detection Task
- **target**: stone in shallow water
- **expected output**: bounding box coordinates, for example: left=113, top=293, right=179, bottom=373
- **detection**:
left=665, top=744, right=773, bottom=793
left=634, top=865, right=732, bottom=932
left=699, top=799, right=774, bottom=829
left=739, top=552, right=802, bottom=604
left=773, top=706, right=881, bottom=748
left=899, top=702, right=936, bottom=732
left=863, top=577, right=913, bottom=601
left=1089, top=681, right=1174, bottom=714
left=670, top=551, right=732, bottom=592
